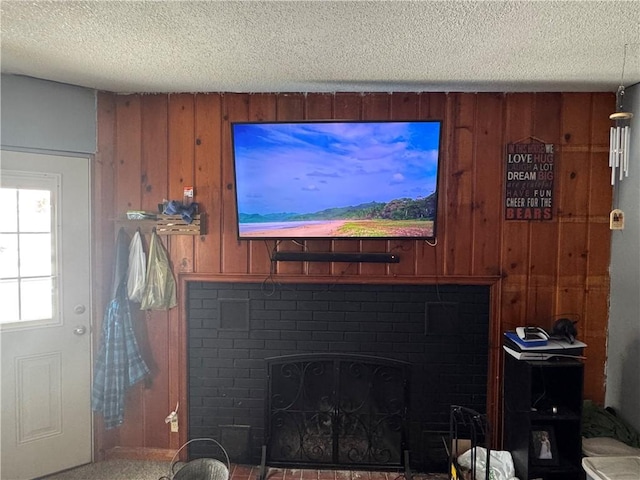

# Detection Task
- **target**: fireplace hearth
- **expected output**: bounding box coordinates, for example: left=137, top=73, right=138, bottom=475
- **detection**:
left=187, top=282, right=489, bottom=472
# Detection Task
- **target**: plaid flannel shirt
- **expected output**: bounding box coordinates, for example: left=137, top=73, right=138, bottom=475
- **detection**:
left=92, top=228, right=150, bottom=429
left=92, top=291, right=150, bottom=429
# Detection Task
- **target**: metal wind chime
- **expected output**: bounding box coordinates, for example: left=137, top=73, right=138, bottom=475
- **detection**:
left=609, top=46, right=633, bottom=186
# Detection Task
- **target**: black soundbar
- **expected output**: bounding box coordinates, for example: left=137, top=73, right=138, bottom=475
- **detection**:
left=272, top=252, right=400, bottom=263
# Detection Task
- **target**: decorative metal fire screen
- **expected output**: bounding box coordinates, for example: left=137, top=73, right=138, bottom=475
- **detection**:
left=264, top=354, right=411, bottom=470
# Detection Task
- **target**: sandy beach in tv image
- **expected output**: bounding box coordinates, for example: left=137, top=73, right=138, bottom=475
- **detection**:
left=232, top=121, right=441, bottom=238
left=239, top=219, right=435, bottom=238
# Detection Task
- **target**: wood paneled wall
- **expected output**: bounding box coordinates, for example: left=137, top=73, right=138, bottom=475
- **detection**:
left=94, top=91, right=613, bottom=458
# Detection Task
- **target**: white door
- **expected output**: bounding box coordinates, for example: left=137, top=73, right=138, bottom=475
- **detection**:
left=1, top=150, right=92, bottom=479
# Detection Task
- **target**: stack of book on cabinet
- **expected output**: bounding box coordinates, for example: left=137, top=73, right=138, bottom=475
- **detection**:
left=503, top=331, right=586, bottom=360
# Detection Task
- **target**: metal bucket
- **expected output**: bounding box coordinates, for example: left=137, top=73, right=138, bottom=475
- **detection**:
left=169, top=438, right=230, bottom=480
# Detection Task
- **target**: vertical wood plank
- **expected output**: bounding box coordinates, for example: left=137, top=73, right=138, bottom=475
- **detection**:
left=115, top=96, right=142, bottom=213
left=472, top=93, right=504, bottom=277
left=455, top=94, right=490, bottom=445
left=221, top=94, right=250, bottom=273
left=524, top=285, right=555, bottom=327
left=555, top=287, right=585, bottom=332
left=194, top=93, right=223, bottom=273
left=118, top=384, right=144, bottom=448
left=168, top=94, right=196, bottom=273
left=167, top=290, right=185, bottom=451
left=114, top=94, right=145, bottom=448
left=165, top=94, right=197, bottom=454
left=558, top=93, right=592, bottom=289
left=420, top=92, right=448, bottom=120
left=590, top=92, right=616, bottom=147
left=587, top=221, right=612, bottom=280
left=527, top=92, right=562, bottom=319
left=501, top=287, right=528, bottom=332
left=333, top=93, right=363, bottom=120
left=587, top=93, right=614, bottom=279
left=141, top=95, right=169, bottom=211
left=582, top=288, right=608, bottom=404
left=558, top=152, right=591, bottom=219
left=140, top=94, right=170, bottom=449
left=558, top=93, right=604, bottom=406
left=557, top=93, right=592, bottom=296
left=583, top=95, right=613, bottom=400
left=444, top=93, right=476, bottom=276
left=501, top=93, right=534, bottom=333
left=588, top=152, right=613, bottom=217
left=561, top=93, right=593, bottom=148
left=140, top=311, right=169, bottom=448
left=488, top=281, right=504, bottom=445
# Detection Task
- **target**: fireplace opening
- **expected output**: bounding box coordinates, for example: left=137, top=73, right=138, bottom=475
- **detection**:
left=265, top=354, right=410, bottom=470
left=187, top=282, right=489, bottom=472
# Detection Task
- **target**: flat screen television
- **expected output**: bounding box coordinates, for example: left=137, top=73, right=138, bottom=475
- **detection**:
left=230, top=120, right=442, bottom=240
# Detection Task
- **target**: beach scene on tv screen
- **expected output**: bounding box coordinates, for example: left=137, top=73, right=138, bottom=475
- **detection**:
left=233, top=121, right=441, bottom=238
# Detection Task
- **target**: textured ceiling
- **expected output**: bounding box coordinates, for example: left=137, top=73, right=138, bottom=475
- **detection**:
left=1, top=1, right=639, bottom=94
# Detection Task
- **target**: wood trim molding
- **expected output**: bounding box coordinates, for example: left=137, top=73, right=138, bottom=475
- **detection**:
left=179, top=272, right=503, bottom=286
left=104, top=446, right=177, bottom=462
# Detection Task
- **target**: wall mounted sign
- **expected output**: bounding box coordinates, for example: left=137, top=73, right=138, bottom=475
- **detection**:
left=505, top=141, right=555, bottom=220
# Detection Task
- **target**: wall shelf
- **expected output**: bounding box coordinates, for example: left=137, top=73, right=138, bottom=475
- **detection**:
left=116, top=213, right=203, bottom=235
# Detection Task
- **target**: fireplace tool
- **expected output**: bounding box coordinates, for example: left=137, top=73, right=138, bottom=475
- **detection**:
left=448, top=405, right=490, bottom=480
left=161, top=438, right=230, bottom=480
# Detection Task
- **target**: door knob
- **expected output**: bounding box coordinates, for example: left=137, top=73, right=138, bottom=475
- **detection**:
left=73, top=326, right=87, bottom=336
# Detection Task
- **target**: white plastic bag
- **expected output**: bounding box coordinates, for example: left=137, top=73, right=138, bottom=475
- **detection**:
left=127, top=230, right=146, bottom=303
left=140, top=230, right=177, bottom=310
left=457, top=447, right=519, bottom=480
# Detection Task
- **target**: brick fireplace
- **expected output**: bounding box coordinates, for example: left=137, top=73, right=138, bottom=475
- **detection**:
left=187, top=282, right=489, bottom=472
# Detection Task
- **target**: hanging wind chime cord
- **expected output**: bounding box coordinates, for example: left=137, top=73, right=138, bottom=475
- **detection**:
left=620, top=44, right=627, bottom=90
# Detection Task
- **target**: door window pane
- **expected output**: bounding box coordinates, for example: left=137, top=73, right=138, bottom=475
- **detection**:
left=18, top=189, right=51, bottom=233
left=0, top=174, right=58, bottom=326
left=21, top=278, right=53, bottom=321
left=0, top=188, right=18, bottom=232
left=0, top=233, right=19, bottom=277
left=19, top=233, right=52, bottom=277
left=0, top=279, right=20, bottom=322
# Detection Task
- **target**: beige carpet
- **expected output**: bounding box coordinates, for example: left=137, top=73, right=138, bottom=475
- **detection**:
left=40, top=459, right=172, bottom=480
left=40, top=461, right=448, bottom=480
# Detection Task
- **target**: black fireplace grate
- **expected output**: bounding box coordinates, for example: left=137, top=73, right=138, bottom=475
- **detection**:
left=264, top=354, right=411, bottom=470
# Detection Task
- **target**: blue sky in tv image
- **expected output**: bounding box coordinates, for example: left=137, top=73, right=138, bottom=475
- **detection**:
left=232, top=121, right=441, bottom=218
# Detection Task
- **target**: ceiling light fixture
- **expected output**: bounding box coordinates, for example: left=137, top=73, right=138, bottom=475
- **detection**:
left=609, top=44, right=633, bottom=186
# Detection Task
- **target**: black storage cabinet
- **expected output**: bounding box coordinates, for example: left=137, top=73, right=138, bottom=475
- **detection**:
left=503, top=353, right=584, bottom=480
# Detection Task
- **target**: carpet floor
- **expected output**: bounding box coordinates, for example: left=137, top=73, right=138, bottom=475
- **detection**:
left=40, top=462, right=449, bottom=480
left=39, top=459, right=172, bottom=480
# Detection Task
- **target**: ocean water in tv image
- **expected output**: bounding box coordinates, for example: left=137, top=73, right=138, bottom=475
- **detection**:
left=232, top=121, right=441, bottom=238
